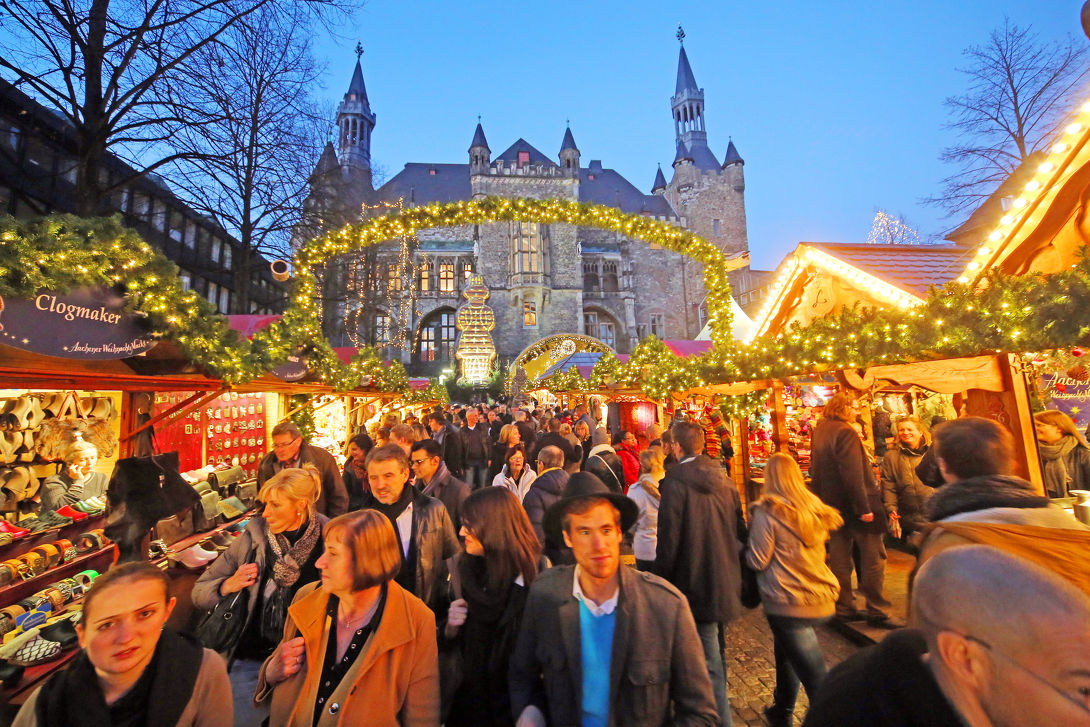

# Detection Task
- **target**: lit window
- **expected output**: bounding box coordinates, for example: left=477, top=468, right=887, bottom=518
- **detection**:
left=512, top=222, right=541, bottom=274
left=439, top=261, right=455, bottom=292
left=419, top=326, right=436, bottom=360
left=418, top=259, right=431, bottom=292
left=598, top=322, right=616, bottom=348
left=210, top=238, right=222, bottom=264
left=219, top=287, right=230, bottom=313
left=222, top=245, right=232, bottom=271
left=387, top=264, right=402, bottom=292
left=523, top=301, right=537, bottom=327
left=461, top=260, right=473, bottom=279
left=374, top=313, right=390, bottom=345
left=179, top=272, right=192, bottom=290
left=439, top=312, right=456, bottom=358
left=650, top=313, right=665, bottom=337
left=583, top=312, right=598, bottom=337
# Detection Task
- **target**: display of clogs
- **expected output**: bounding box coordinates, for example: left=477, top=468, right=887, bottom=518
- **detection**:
left=3, top=398, right=31, bottom=430
left=0, top=432, right=21, bottom=464
left=0, top=467, right=34, bottom=502
left=0, top=519, right=29, bottom=539
left=15, top=430, right=34, bottom=462
left=53, top=506, right=88, bottom=522
left=169, top=544, right=218, bottom=569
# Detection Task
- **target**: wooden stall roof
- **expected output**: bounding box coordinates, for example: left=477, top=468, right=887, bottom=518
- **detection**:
left=0, top=342, right=401, bottom=398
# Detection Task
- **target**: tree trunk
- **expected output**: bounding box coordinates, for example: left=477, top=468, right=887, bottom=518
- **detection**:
left=75, top=0, right=112, bottom=216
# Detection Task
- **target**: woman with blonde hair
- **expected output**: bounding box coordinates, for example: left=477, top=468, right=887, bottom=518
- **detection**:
left=192, top=465, right=328, bottom=725
left=489, top=423, right=521, bottom=482
left=257, top=510, right=438, bottom=726
left=1034, top=409, right=1090, bottom=498
left=627, top=446, right=665, bottom=571
left=880, top=416, right=933, bottom=538
left=745, top=453, right=842, bottom=727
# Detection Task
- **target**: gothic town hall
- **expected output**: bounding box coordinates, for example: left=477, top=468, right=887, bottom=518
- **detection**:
left=303, top=38, right=753, bottom=377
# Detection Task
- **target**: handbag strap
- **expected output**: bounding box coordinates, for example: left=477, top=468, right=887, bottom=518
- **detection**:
left=588, top=454, right=623, bottom=491
left=449, top=556, right=463, bottom=601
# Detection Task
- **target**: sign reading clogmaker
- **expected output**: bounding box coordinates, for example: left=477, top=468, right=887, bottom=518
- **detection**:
left=0, top=287, right=155, bottom=359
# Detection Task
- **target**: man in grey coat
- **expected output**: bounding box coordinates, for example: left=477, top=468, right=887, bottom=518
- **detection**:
left=510, top=473, right=718, bottom=727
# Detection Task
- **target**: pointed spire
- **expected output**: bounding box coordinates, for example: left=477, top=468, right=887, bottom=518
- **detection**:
left=652, top=164, right=667, bottom=192
left=347, top=59, right=369, bottom=105
left=723, top=138, right=744, bottom=167
left=469, top=120, right=489, bottom=151
left=315, top=141, right=339, bottom=176
left=560, top=124, right=578, bottom=153
left=675, top=45, right=699, bottom=95
left=673, top=139, right=692, bottom=165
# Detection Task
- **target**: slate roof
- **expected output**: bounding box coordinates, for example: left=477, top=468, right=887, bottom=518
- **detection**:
left=313, top=142, right=339, bottom=177
left=537, top=351, right=608, bottom=380
left=723, top=140, right=743, bottom=166
left=469, top=122, right=489, bottom=151
left=652, top=165, right=667, bottom=191
left=673, top=140, right=692, bottom=164
left=376, top=163, right=473, bottom=204
left=418, top=239, right=474, bottom=252
left=560, top=127, right=578, bottom=153
left=803, top=242, right=972, bottom=297
left=945, top=150, right=1046, bottom=248
left=687, top=142, right=721, bottom=172
left=494, top=138, right=556, bottom=166
left=347, top=60, right=371, bottom=110
left=675, top=46, right=700, bottom=95
left=579, top=167, right=675, bottom=216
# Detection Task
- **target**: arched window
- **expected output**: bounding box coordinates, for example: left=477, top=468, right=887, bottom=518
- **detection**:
left=583, top=261, right=600, bottom=291
left=417, top=309, right=457, bottom=362
left=602, top=261, right=619, bottom=292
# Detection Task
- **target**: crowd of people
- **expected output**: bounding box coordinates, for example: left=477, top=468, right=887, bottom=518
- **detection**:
left=12, top=397, right=1090, bottom=727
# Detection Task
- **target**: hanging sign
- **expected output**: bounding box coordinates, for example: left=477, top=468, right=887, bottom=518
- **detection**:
left=0, top=287, right=155, bottom=359
left=1041, top=372, right=1090, bottom=430
left=272, top=353, right=308, bottom=382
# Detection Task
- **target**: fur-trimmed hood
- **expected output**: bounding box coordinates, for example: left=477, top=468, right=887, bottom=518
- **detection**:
left=926, top=474, right=1049, bottom=522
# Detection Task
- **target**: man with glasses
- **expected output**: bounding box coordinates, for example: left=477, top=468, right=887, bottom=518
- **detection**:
left=804, top=545, right=1090, bottom=727
left=256, top=421, right=348, bottom=516
left=409, top=438, right=470, bottom=534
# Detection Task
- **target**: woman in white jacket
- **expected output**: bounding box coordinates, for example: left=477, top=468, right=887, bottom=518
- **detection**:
left=491, top=443, right=536, bottom=502
left=627, top=446, right=665, bottom=571
left=745, top=453, right=842, bottom=727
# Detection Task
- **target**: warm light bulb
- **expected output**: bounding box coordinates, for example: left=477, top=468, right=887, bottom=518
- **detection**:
left=989, top=231, right=1002, bottom=241
left=1012, top=198, right=1027, bottom=208
left=1000, top=215, right=1014, bottom=225
left=1025, top=180, right=1040, bottom=192
left=1053, top=143, right=1068, bottom=154
left=1067, top=124, right=1083, bottom=135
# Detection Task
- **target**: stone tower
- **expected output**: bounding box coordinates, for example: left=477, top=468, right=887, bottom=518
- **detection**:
left=336, top=55, right=376, bottom=191
left=660, top=30, right=750, bottom=299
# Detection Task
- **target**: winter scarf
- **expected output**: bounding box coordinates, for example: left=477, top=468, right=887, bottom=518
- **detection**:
left=636, top=472, right=662, bottom=501
left=1038, top=435, right=1079, bottom=498
left=369, top=484, right=417, bottom=595
left=35, top=629, right=203, bottom=727
left=261, top=514, right=322, bottom=642
left=926, top=474, right=1050, bottom=522
left=458, top=554, right=513, bottom=625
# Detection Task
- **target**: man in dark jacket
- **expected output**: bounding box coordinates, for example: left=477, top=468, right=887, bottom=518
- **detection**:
left=459, top=408, right=491, bottom=489
left=361, top=443, right=459, bottom=611
left=532, top=417, right=576, bottom=464
left=514, top=409, right=537, bottom=453
left=409, top=438, right=471, bottom=535
left=510, top=473, right=718, bottom=727
left=522, top=445, right=570, bottom=563
left=809, top=393, right=891, bottom=623
left=804, top=546, right=1090, bottom=727
left=655, top=421, right=746, bottom=727
left=427, top=411, right=465, bottom=479
left=257, top=421, right=348, bottom=516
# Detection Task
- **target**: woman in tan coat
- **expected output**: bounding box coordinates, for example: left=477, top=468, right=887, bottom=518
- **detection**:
left=746, top=453, right=842, bottom=727
left=256, top=509, right=439, bottom=726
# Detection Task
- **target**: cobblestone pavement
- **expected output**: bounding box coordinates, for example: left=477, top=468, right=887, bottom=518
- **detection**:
left=724, top=607, right=861, bottom=726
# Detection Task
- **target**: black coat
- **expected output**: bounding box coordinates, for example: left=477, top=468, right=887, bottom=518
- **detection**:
left=509, top=566, right=718, bottom=727
left=584, top=446, right=626, bottom=494
left=257, top=442, right=348, bottom=517
left=654, top=454, right=746, bottom=624
left=521, top=468, right=570, bottom=564
left=435, top=422, right=466, bottom=478
left=419, top=464, right=471, bottom=534
left=460, top=422, right=491, bottom=465
left=809, top=418, right=883, bottom=532
left=802, top=629, right=965, bottom=727
left=532, top=432, right=576, bottom=467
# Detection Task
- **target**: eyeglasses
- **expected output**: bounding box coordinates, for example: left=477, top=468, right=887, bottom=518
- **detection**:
left=272, top=437, right=300, bottom=451
left=955, top=630, right=1090, bottom=714
left=410, top=457, right=431, bottom=466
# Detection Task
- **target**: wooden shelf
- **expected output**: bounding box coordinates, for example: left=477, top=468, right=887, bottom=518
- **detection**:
left=0, top=514, right=107, bottom=563
left=0, top=545, right=117, bottom=606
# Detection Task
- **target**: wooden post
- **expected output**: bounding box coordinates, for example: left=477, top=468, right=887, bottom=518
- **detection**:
left=770, top=380, right=791, bottom=454
left=965, top=354, right=1044, bottom=493
left=118, top=392, right=138, bottom=459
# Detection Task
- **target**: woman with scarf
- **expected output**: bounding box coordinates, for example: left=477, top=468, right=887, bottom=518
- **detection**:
left=256, top=510, right=439, bottom=726
left=441, top=487, right=541, bottom=727
left=491, top=444, right=536, bottom=502
left=627, top=446, right=665, bottom=571
left=192, top=465, right=327, bottom=725
left=879, top=417, right=933, bottom=539
left=342, top=433, right=373, bottom=511
left=745, top=453, right=843, bottom=727
left=488, top=423, right=520, bottom=482
left=14, top=562, right=231, bottom=727
left=1034, top=409, right=1090, bottom=498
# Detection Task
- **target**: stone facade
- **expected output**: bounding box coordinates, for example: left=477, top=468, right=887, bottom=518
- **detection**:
left=304, top=40, right=751, bottom=376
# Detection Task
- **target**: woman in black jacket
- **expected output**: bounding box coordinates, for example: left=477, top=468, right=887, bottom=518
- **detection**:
left=441, top=487, right=542, bottom=727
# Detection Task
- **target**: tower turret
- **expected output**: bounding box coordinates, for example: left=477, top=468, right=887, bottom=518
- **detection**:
left=670, top=27, right=719, bottom=171
left=559, top=124, right=580, bottom=178
left=336, top=46, right=376, bottom=189
left=469, top=119, right=490, bottom=174
left=651, top=164, right=667, bottom=194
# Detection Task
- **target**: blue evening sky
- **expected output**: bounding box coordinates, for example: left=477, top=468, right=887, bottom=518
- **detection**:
left=314, top=2, right=1085, bottom=270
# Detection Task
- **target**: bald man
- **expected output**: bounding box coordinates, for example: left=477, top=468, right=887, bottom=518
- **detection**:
left=803, top=546, right=1090, bottom=727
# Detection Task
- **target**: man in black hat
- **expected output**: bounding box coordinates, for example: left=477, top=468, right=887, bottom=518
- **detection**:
left=509, top=472, right=718, bottom=727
